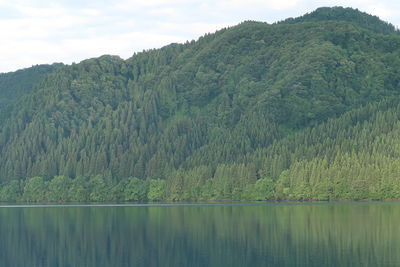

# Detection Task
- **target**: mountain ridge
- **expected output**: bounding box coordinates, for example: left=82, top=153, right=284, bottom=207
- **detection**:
left=0, top=7, right=399, bottom=202
left=279, top=6, right=398, bottom=34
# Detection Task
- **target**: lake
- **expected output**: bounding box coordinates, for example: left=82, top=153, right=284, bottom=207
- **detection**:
left=0, top=202, right=398, bottom=266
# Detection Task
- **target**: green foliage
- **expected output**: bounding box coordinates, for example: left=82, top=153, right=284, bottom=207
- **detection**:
left=243, top=178, right=275, bottom=201
left=123, top=177, right=148, bottom=201
left=0, top=180, right=22, bottom=202
left=88, top=175, right=110, bottom=202
left=47, top=175, right=72, bottom=202
left=69, top=176, right=89, bottom=202
left=279, top=7, right=398, bottom=34
left=0, top=7, right=400, bottom=202
left=22, top=177, right=47, bottom=202
left=148, top=179, right=166, bottom=201
left=0, top=64, right=60, bottom=111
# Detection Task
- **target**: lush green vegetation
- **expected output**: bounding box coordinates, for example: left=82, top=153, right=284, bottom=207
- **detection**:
left=0, top=64, right=61, bottom=110
left=280, top=6, right=398, bottom=34
left=0, top=7, right=400, bottom=202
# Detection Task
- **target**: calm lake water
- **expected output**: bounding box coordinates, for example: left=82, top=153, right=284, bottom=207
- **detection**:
left=0, top=202, right=399, bottom=267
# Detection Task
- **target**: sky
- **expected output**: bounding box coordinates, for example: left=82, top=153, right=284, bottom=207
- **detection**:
left=0, top=0, right=399, bottom=73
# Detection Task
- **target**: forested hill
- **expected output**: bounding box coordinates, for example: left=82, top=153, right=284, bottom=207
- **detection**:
left=0, top=64, right=61, bottom=110
left=279, top=6, right=398, bottom=34
left=1, top=7, right=400, bottom=202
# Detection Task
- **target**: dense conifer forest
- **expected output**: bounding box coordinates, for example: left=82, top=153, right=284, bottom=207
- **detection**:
left=0, top=7, right=400, bottom=202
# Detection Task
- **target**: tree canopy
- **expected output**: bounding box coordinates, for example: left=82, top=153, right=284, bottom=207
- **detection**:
left=0, top=7, right=400, bottom=201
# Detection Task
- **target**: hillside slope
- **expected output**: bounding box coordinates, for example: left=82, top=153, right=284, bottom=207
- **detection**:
left=0, top=64, right=61, bottom=111
left=0, top=7, right=400, bottom=201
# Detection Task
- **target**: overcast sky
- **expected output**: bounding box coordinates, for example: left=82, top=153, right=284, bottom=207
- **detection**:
left=0, top=0, right=399, bottom=73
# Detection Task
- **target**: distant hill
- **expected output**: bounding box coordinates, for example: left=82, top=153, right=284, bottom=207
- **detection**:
left=0, top=7, right=400, bottom=202
left=0, top=64, right=61, bottom=110
left=279, top=6, right=398, bottom=34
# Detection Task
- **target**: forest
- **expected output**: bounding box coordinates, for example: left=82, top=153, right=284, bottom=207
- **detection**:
left=0, top=7, right=400, bottom=202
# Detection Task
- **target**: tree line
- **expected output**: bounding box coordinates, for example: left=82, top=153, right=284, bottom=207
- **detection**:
left=0, top=7, right=400, bottom=201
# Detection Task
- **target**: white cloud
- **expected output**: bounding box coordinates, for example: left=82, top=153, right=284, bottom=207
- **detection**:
left=80, top=8, right=102, bottom=16
left=111, top=0, right=197, bottom=11
left=16, top=5, right=66, bottom=17
left=147, top=7, right=179, bottom=16
left=230, top=0, right=300, bottom=10
left=364, top=2, right=400, bottom=22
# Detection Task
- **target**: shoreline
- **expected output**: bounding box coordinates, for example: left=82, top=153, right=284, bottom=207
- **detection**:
left=1, top=200, right=400, bottom=208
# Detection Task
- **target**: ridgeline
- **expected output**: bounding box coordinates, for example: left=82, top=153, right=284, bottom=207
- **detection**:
left=1, top=7, right=400, bottom=202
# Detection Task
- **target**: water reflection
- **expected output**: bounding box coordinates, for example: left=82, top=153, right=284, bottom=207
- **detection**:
left=0, top=203, right=398, bottom=266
